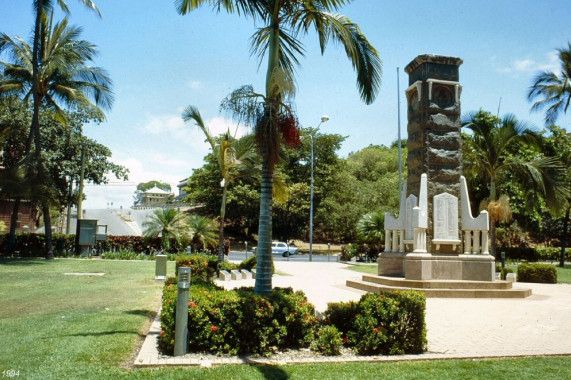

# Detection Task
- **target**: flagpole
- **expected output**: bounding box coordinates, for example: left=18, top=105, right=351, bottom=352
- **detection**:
left=397, top=67, right=402, bottom=199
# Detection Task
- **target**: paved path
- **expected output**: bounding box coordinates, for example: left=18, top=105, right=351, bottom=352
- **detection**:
left=135, top=262, right=571, bottom=366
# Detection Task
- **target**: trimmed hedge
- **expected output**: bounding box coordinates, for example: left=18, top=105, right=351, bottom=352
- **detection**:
left=499, top=247, right=564, bottom=262
left=174, top=254, right=217, bottom=284
left=517, top=263, right=557, bottom=283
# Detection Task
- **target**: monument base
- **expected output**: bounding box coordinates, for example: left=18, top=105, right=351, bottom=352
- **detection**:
left=378, top=252, right=495, bottom=282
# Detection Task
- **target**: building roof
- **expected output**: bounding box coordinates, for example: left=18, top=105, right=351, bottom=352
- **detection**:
left=144, top=186, right=171, bottom=195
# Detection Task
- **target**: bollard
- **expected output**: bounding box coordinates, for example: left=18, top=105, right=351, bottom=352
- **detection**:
left=155, top=254, right=167, bottom=280
left=174, top=267, right=191, bottom=356
left=328, top=243, right=331, bottom=262
left=501, top=251, right=506, bottom=269
left=245, top=242, right=248, bottom=260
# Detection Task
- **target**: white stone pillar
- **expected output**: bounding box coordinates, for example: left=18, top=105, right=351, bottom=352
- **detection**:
left=385, top=230, right=391, bottom=252
left=399, top=230, right=405, bottom=252
left=473, top=231, right=480, bottom=254
left=464, top=230, right=471, bottom=254
left=481, top=231, right=489, bottom=255
left=392, top=229, right=398, bottom=252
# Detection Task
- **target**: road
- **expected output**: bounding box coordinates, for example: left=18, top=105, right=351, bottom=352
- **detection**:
left=228, top=251, right=341, bottom=263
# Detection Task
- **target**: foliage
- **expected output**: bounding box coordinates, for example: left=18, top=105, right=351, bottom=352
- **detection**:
left=142, top=208, right=188, bottom=250
left=218, top=261, right=239, bottom=272
left=528, top=42, right=571, bottom=126
left=325, top=291, right=427, bottom=356
left=137, top=180, right=171, bottom=192
left=517, top=263, right=558, bottom=283
left=159, top=285, right=317, bottom=356
left=187, top=214, right=218, bottom=252
left=174, top=254, right=215, bottom=285
left=310, top=325, right=343, bottom=356
left=238, top=255, right=275, bottom=274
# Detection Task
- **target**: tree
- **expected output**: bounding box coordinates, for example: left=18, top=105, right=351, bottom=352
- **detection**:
left=462, top=110, right=568, bottom=258
left=183, top=105, right=258, bottom=264
left=137, top=181, right=172, bottom=192
left=177, top=0, right=382, bottom=295
left=0, top=9, right=111, bottom=259
left=357, top=211, right=384, bottom=258
left=528, top=42, right=571, bottom=126
left=142, top=208, right=187, bottom=251
left=187, top=214, right=218, bottom=252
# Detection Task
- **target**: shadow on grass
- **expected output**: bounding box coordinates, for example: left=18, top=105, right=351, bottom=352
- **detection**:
left=254, top=364, right=290, bottom=380
left=125, top=309, right=157, bottom=319
left=0, top=257, right=48, bottom=266
left=62, top=329, right=145, bottom=338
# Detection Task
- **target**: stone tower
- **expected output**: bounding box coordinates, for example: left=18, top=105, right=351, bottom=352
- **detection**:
left=404, top=55, right=463, bottom=252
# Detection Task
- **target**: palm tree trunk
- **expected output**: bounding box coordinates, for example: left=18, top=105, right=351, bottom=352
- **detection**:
left=7, top=198, right=21, bottom=254
left=254, top=142, right=274, bottom=296
left=561, top=205, right=569, bottom=267
left=217, top=182, right=228, bottom=264
left=42, top=201, right=54, bottom=259
left=489, top=178, right=497, bottom=258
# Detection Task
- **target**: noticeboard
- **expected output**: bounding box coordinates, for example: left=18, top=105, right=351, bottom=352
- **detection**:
left=78, top=219, right=97, bottom=246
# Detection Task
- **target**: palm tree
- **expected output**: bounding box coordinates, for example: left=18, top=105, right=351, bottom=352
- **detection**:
left=528, top=42, right=571, bottom=126
left=462, top=110, right=567, bottom=258
left=0, top=11, right=111, bottom=259
left=177, top=0, right=382, bottom=295
left=187, top=214, right=218, bottom=252
left=357, top=211, right=384, bottom=259
left=182, top=105, right=258, bottom=264
left=143, top=208, right=188, bottom=251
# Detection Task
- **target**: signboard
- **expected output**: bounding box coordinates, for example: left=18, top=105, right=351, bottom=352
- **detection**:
left=78, top=219, right=97, bottom=246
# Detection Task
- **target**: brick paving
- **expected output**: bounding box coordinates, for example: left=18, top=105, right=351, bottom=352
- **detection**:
left=134, top=262, right=571, bottom=367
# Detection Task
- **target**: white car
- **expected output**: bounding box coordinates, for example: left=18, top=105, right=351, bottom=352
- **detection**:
left=252, top=242, right=299, bottom=257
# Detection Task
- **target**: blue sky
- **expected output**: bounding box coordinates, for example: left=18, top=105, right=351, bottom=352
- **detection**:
left=1, top=0, right=570, bottom=209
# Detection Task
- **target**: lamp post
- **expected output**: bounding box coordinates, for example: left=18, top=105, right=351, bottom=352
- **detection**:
left=309, top=115, right=329, bottom=262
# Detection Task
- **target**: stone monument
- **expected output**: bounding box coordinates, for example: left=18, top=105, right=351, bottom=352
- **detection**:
left=380, top=54, right=494, bottom=282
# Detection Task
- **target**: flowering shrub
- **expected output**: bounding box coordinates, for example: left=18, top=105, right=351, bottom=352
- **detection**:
left=159, top=285, right=318, bottom=356
left=325, top=291, right=426, bottom=355
left=310, top=325, right=343, bottom=356
left=175, top=254, right=216, bottom=284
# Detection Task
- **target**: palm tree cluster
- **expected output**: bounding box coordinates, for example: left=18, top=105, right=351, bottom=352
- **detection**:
left=142, top=208, right=217, bottom=253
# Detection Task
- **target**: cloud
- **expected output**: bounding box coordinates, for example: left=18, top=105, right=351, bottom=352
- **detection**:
left=188, top=80, right=202, bottom=89
left=497, top=51, right=559, bottom=74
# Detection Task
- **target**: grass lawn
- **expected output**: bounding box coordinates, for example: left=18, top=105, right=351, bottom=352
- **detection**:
left=1, top=258, right=570, bottom=379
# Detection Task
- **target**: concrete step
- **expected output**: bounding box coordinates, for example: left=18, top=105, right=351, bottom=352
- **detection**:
left=362, top=275, right=514, bottom=290
left=347, top=279, right=532, bottom=298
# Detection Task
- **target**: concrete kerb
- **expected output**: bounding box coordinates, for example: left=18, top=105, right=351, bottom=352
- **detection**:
left=134, top=261, right=571, bottom=367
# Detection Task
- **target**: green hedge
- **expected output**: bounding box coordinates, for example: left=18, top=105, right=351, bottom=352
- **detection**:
left=325, top=291, right=427, bottom=355
left=499, top=247, right=564, bottom=262
left=517, top=263, right=557, bottom=283
left=159, top=286, right=427, bottom=357
left=174, top=254, right=217, bottom=284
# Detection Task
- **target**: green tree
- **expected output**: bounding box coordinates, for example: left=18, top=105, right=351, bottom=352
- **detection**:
left=462, top=110, right=567, bottom=258
left=137, top=181, right=172, bottom=193
left=528, top=42, right=571, bottom=125
left=0, top=11, right=111, bottom=259
left=178, top=0, right=382, bottom=294
left=187, top=214, right=218, bottom=252
left=142, top=208, right=187, bottom=251
left=357, top=211, right=384, bottom=257
left=183, top=105, right=258, bottom=263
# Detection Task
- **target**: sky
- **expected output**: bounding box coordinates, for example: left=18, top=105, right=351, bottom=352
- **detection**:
left=1, top=0, right=570, bottom=209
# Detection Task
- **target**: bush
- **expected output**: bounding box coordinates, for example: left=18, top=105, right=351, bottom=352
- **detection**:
left=517, top=263, right=557, bottom=283
left=175, top=254, right=215, bottom=284
left=238, top=255, right=275, bottom=274
left=501, top=267, right=513, bottom=280
left=310, top=325, right=343, bottom=356
left=218, top=261, right=239, bottom=272
left=500, top=247, right=539, bottom=262
left=536, top=247, right=561, bottom=262
left=159, top=285, right=317, bottom=356
left=325, top=291, right=426, bottom=356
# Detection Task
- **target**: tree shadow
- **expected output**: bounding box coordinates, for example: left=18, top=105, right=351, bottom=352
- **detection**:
left=253, top=364, right=290, bottom=380
left=124, top=309, right=157, bottom=319
left=0, top=258, right=47, bottom=266
left=60, top=330, right=145, bottom=338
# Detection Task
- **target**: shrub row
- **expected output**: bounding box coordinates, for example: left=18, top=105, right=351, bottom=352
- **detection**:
left=517, top=263, right=558, bottom=283
left=499, top=246, right=564, bottom=262
left=159, top=285, right=427, bottom=357
left=174, top=254, right=218, bottom=284
left=0, top=233, right=75, bottom=257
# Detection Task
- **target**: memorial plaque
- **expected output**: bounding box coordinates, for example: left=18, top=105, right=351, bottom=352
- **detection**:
left=433, top=193, right=458, bottom=240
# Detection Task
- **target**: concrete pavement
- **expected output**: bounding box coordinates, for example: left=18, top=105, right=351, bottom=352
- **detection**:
left=135, top=261, right=571, bottom=366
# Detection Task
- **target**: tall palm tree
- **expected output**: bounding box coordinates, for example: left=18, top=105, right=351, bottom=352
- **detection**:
left=528, top=42, right=571, bottom=126
left=0, top=12, right=111, bottom=259
left=182, top=105, right=258, bottom=264
left=177, top=0, right=382, bottom=295
left=462, top=110, right=567, bottom=257
left=143, top=208, right=188, bottom=251
left=187, top=214, right=218, bottom=252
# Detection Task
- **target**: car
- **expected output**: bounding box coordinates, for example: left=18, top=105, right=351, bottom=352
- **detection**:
left=252, top=241, right=299, bottom=257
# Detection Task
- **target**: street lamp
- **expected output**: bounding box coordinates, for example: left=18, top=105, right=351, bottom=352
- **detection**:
left=309, top=115, right=329, bottom=262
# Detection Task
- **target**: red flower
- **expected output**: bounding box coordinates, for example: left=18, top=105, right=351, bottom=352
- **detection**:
left=160, top=331, right=166, bottom=337
left=188, top=301, right=198, bottom=308
left=373, top=328, right=379, bottom=334
left=210, top=325, right=218, bottom=332
left=343, top=337, right=348, bottom=344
